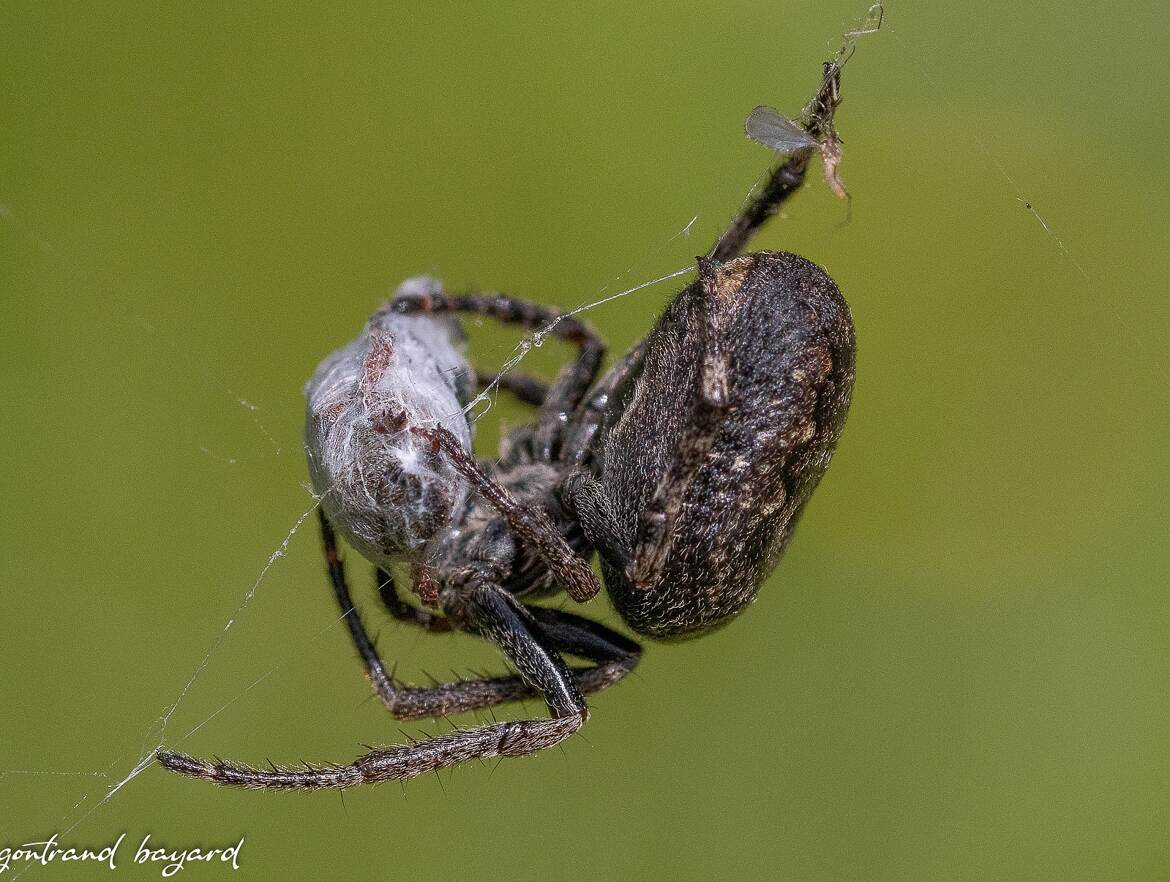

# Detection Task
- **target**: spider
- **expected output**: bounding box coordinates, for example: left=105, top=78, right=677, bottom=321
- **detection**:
left=158, top=62, right=856, bottom=789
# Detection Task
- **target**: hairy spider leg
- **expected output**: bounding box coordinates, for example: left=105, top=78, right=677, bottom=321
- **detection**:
left=370, top=557, right=641, bottom=711
left=373, top=568, right=640, bottom=699
left=156, top=528, right=639, bottom=789
left=321, top=509, right=635, bottom=719
left=157, top=579, right=583, bottom=789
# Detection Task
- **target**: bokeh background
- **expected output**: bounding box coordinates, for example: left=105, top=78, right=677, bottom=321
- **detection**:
left=3, top=2, right=1168, bottom=879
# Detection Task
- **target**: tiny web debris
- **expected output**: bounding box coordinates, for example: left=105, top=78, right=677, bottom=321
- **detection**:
left=745, top=2, right=884, bottom=203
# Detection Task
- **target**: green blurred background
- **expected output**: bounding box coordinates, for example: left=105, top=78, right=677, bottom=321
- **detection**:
left=3, top=2, right=1168, bottom=879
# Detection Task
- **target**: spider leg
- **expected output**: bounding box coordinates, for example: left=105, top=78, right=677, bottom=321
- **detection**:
left=710, top=62, right=843, bottom=262
left=522, top=605, right=641, bottom=697
left=157, top=581, right=594, bottom=790
left=476, top=369, right=549, bottom=408
left=558, top=337, right=647, bottom=467
left=414, top=425, right=602, bottom=603
left=326, top=515, right=634, bottom=718
left=389, top=290, right=605, bottom=461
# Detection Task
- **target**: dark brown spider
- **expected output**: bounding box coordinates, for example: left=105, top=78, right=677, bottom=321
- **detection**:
left=158, top=62, right=855, bottom=789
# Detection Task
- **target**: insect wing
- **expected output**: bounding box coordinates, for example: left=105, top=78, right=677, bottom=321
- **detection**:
left=745, top=105, right=817, bottom=156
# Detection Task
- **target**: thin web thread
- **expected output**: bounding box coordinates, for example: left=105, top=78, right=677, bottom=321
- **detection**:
left=4, top=498, right=325, bottom=877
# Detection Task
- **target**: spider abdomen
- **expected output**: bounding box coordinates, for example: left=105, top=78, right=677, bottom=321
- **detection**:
left=597, top=251, right=856, bottom=638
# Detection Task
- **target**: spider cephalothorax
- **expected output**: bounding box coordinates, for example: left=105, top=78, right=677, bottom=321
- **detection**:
left=159, top=62, right=855, bottom=789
